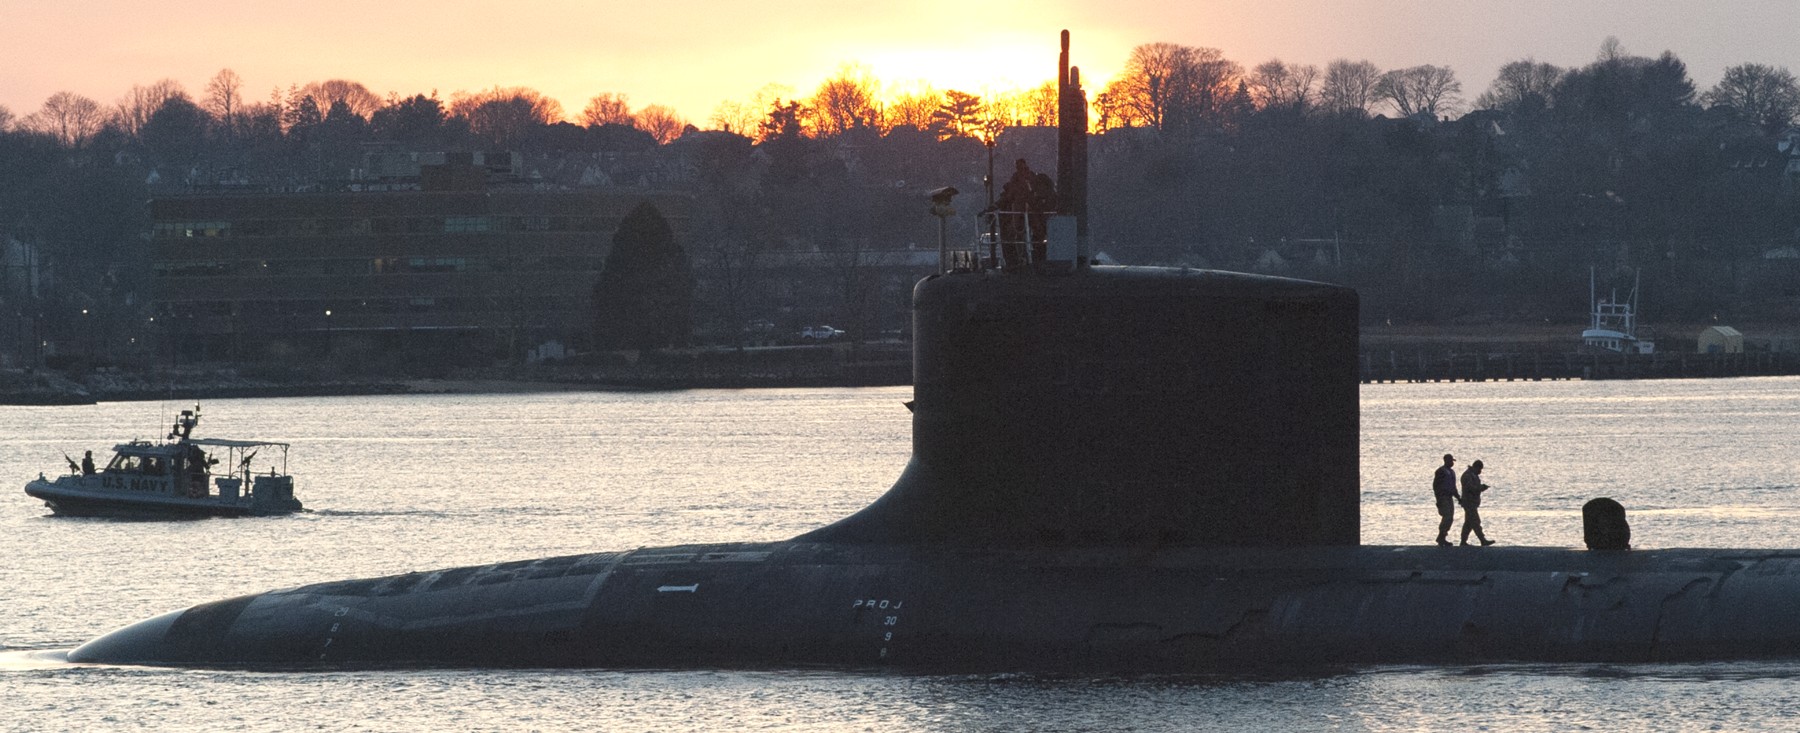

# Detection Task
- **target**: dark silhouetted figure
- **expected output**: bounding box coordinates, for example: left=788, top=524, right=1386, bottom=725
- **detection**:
left=996, top=159, right=1036, bottom=268
left=81, top=450, right=96, bottom=476
left=1433, top=453, right=1459, bottom=546
left=1459, top=459, right=1494, bottom=546
left=1583, top=497, right=1631, bottom=550
left=186, top=445, right=209, bottom=484
left=1029, top=171, right=1057, bottom=262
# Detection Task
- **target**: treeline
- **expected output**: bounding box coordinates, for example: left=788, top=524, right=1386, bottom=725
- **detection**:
left=1086, top=39, right=1800, bottom=325
left=3, top=36, right=1800, bottom=361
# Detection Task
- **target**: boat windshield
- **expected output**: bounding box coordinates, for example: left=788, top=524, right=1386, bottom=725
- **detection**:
left=109, top=454, right=177, bottom=475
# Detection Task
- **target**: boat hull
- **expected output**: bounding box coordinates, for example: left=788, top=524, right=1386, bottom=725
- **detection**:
left=65, top=542, right=1800, bottom=670
left=24, top=479, right=299, bottom=519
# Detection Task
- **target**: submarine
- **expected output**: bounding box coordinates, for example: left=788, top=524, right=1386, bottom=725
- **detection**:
left=69, top=33, right=1800, bottom=671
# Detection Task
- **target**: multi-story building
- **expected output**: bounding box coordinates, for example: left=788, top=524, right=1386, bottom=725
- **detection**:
left=150, top=162, right=689, bottom=363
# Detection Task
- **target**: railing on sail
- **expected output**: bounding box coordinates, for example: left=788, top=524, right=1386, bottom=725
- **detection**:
left=944, top=209, right=1050, bottom=273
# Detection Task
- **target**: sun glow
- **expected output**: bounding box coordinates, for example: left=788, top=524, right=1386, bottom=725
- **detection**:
left=859, top=45, right=1063, bottom=98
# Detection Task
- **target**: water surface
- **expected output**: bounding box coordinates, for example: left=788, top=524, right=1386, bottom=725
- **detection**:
left=3, top=378, right=1797, bottom=731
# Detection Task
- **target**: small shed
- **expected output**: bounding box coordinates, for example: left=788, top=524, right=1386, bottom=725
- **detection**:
left=1698, top=325, right=1744, bottom=354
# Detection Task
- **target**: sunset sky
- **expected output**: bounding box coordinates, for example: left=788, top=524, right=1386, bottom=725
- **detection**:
left=3, top=0, right=1798, bottom=125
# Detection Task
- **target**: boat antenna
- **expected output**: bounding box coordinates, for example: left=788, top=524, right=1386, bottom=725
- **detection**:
left=1630, top=268, right=1642, bottom=338
left=1589, top=266, right=1598, bottom=330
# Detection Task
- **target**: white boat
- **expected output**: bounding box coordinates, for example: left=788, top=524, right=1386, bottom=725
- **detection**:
left=24, top=405, right=301, bottom=518
left=1582, top=268, right=1654, bottom=354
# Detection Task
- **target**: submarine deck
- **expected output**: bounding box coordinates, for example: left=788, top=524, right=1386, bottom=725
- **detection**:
left=70, top=541, right=1800, bottom=671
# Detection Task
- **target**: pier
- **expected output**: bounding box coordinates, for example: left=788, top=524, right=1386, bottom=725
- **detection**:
left=1360, top=349, right=1800, bottom=383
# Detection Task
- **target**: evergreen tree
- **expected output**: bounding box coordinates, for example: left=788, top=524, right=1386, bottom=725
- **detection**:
left=370, top=94, right=447, bottom=144
left=592, top=202, right=694, bottom=350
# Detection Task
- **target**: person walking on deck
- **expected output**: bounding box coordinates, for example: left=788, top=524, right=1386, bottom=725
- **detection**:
left=1460, top=460, right=1495, bottom=546
left=1433, top=454, right=1460, bottom=547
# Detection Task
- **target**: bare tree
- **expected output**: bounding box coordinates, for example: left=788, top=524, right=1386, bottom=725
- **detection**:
left=203, top=69, right=245, bottom=122
left=983, top=87, right=1029, bottom=129
left=1019, top=81, right=1058, bottom=127
left=1188, top=48, right=1245, bottom=127
left=694, top=234, right=767, bottom=349
left=580, top=93, right=634, bottom=127
left=0, top=105, right=13, bottom=133
left=300, top=80, right=383, bottom=119
left=1092, top=89, right=1129, bottom=131
left=708, top=99, right=757, bottom=135
left=635, top=104, right=687, bottom=144
left=25, top=91, right=107, bottom=146
left=809, top=64, right=881, bottom=136
left=1476, top=59, right=1564, bottom=111
left=1597, top=36, right=1627, bottom=63
left=1374, top=65, right=1463, bottom=118
left=1319, top=59, right=1382, bottom=117
left=1249, top=59, right=1319, bottom=112
left=710, top=84, right=792, bottom=135
left=828, top=241, right=903, bottom=344
left=883, top=84, right=941, bottom=132
left=450, top=86, right=564, bottom=142
left=1103, top=42, right=1197, bottom=130
left=1101, top=43, right=1242, bottom=132
left=115, top=79, right=187, bottom=137
left=1704, top=63, right=1800, bottom=133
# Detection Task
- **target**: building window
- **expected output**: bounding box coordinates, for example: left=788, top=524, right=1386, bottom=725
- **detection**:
left=405, top=257, right=467, bottom=273
left=153, top=261, right=232, bottom=277
left=444, top=216, right=492, bottom=233
left=154, top=222, right=232, bottom=238
left=326, top=218, right=372, bottom=236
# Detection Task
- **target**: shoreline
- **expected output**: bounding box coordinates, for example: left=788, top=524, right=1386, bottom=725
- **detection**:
left=12, top=366, right=1800, bottom=406
left=0, top=371, right=914, bottom=406
left=7, top=323, right=1800, bottom=404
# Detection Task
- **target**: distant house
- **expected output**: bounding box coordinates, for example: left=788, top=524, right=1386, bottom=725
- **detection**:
left=1697, top=325, right=1744, bottom=354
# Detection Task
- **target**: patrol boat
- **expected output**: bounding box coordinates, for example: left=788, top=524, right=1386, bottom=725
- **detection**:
left=24, top=405, right=301, bottom=518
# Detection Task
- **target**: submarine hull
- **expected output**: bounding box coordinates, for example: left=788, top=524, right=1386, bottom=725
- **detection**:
left=62, top=32, right=1800, bottom=672
left=69, top=543, right=1800, bottom=669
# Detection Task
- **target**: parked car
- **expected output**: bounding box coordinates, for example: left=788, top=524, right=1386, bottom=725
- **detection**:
left=799, top=325, right=844, bottom=341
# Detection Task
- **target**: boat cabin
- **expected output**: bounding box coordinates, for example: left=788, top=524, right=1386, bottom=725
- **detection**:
left=96, top=437, right=289, bottom=504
